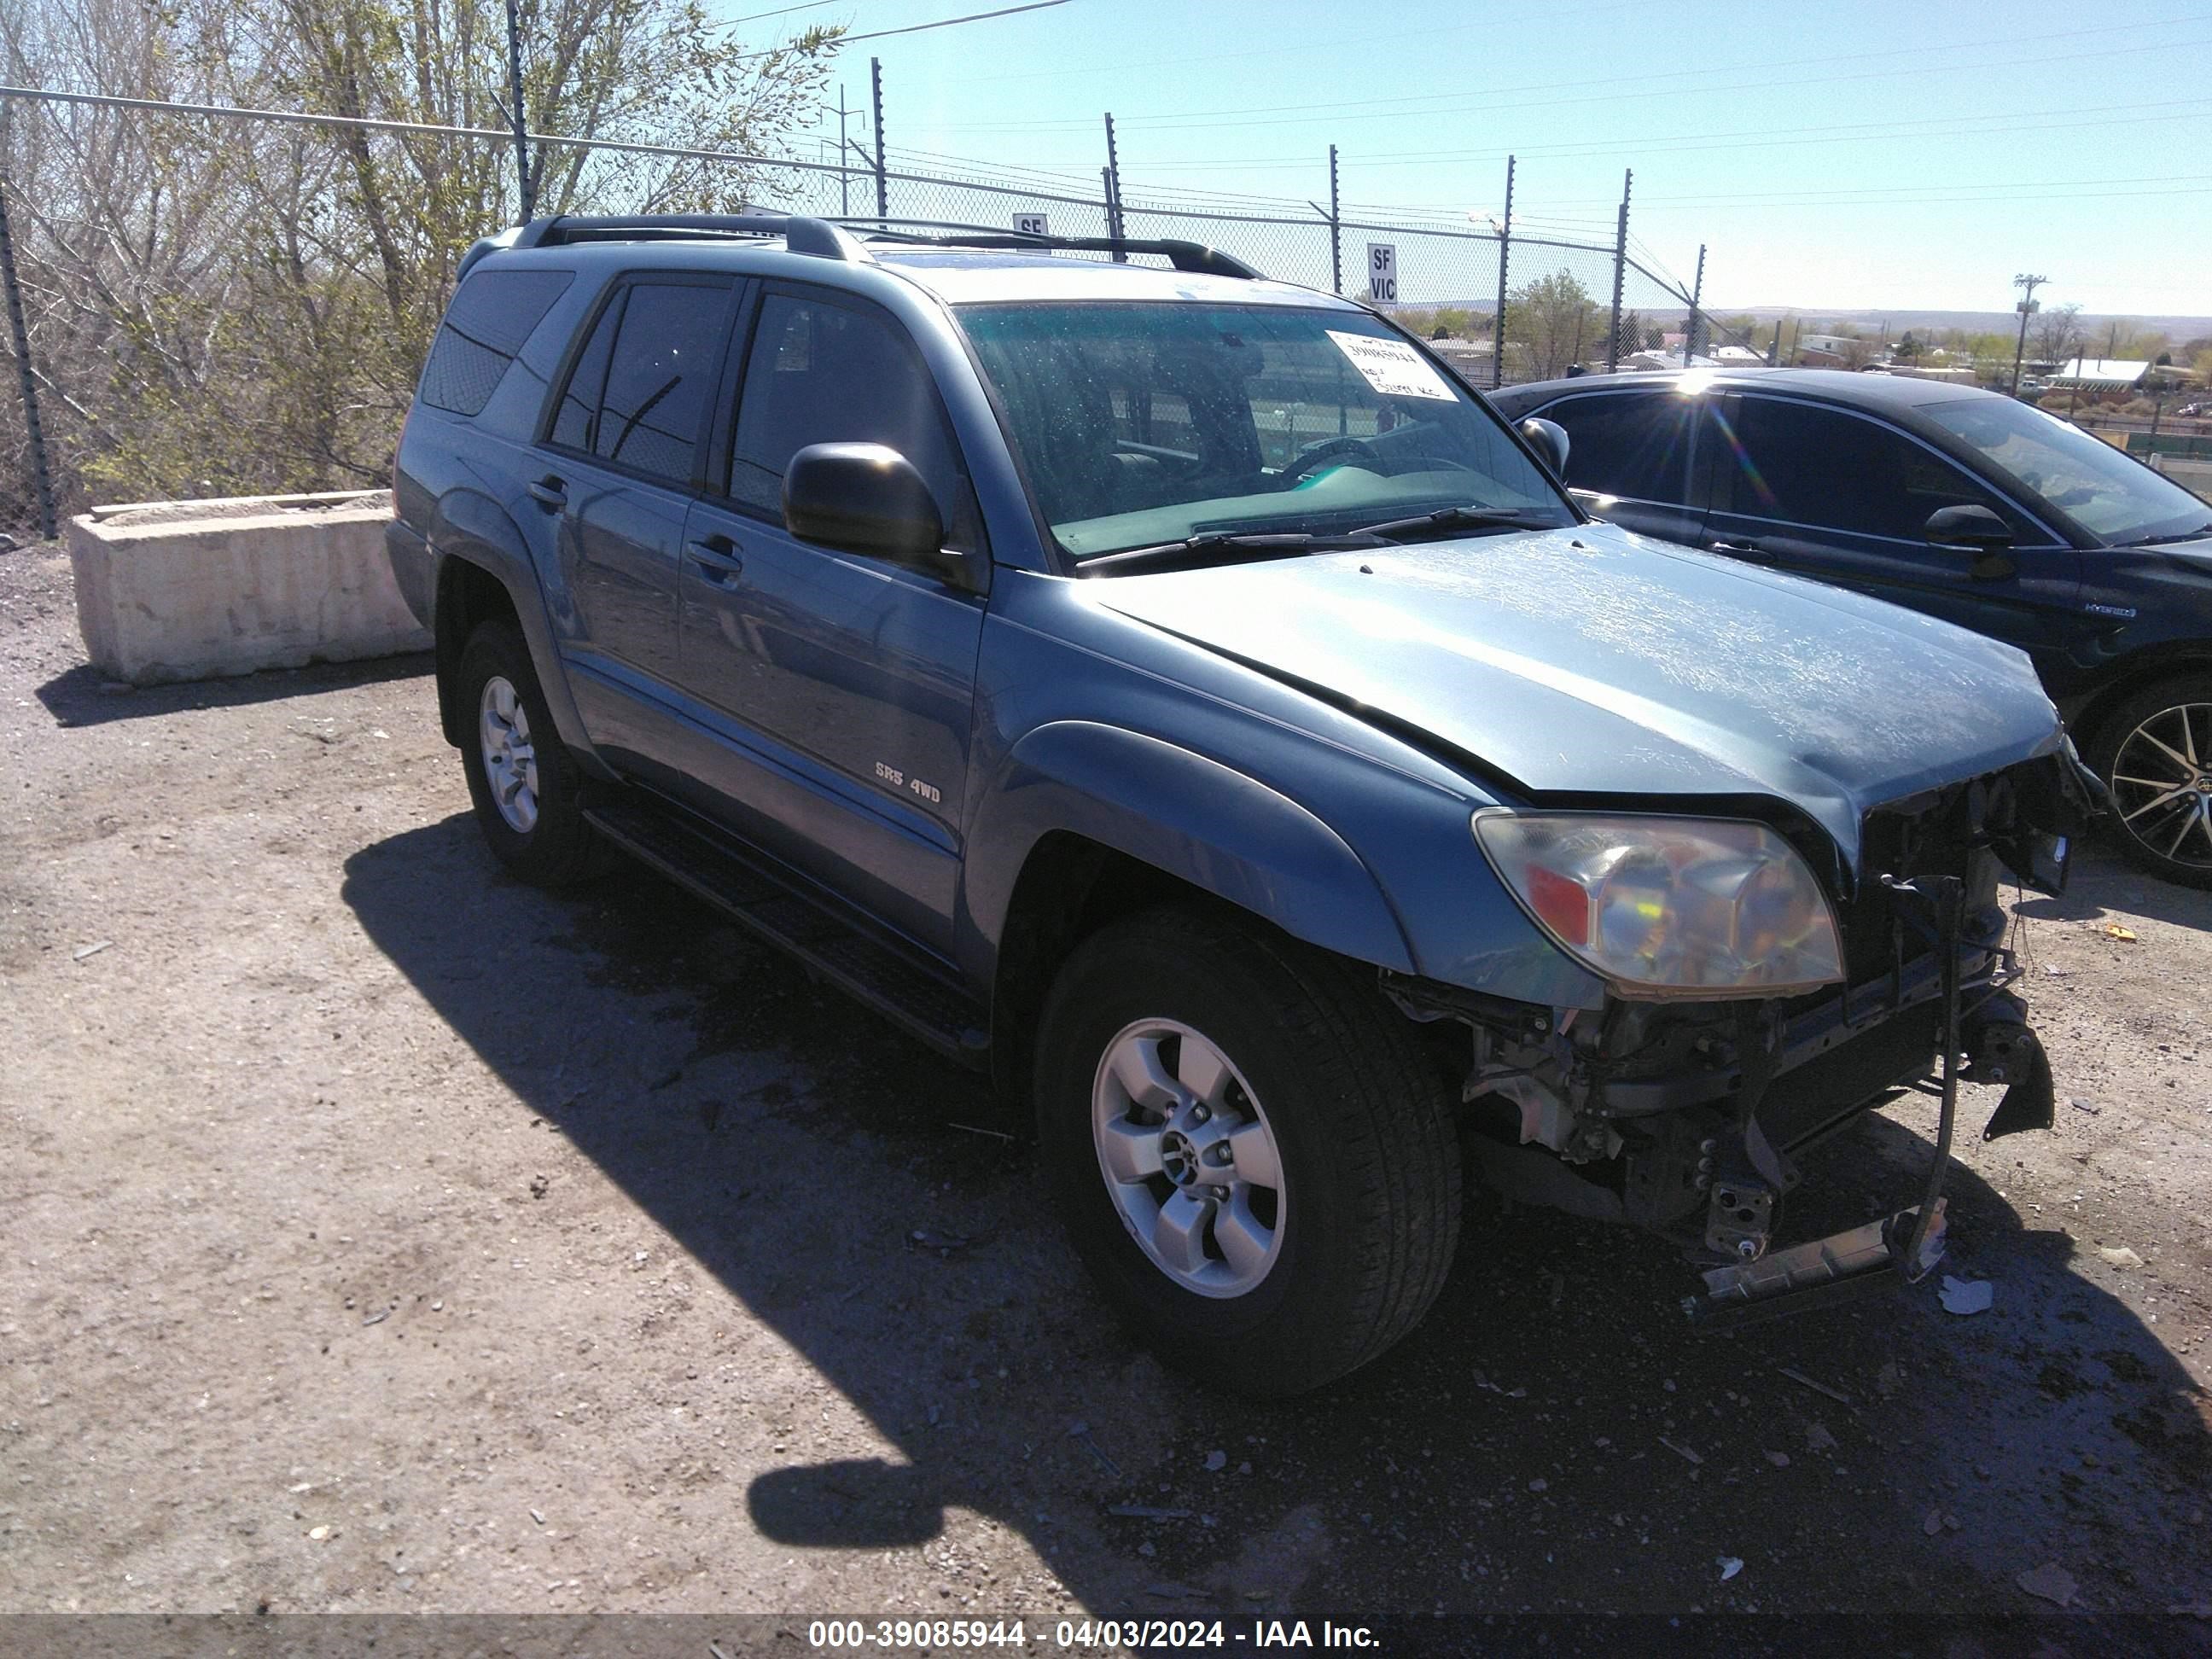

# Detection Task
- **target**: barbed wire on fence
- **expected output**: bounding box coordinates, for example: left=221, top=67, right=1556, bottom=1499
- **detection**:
left=0, top=79, right=1755, bottom=540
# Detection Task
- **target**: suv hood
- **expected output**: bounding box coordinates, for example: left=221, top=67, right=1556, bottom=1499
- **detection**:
left=1092, top=523, right=2065, bottom=870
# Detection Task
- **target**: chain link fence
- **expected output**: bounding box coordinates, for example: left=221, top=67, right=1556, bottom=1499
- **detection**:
left=0, top=88, right=1746, bottom=543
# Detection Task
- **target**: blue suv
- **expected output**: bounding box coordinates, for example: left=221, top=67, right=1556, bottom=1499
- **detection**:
left=390, top=215, right=2095, bottom=1392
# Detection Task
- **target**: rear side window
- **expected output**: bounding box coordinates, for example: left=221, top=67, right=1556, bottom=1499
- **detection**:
left=548, top=278, right=732, bottom=486
left=729, top=294, right=972, bottom=544
left=1721, top=398, right=2020, bottom=543
left=1540, top=391, right=1697, bottom=504
left=420, top=269, right=573, bottom=416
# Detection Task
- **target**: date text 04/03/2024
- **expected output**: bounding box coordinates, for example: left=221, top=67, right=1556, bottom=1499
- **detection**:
left=804, top=1619, right=1381, bottom=1650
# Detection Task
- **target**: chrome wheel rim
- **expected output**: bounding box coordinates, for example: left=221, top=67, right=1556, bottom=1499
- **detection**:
left=478, top=675, right=540, bottom=835
left=2110, top=701, right=2212, bottom=870
left=1091, top=1019, right=1285, bottom=1299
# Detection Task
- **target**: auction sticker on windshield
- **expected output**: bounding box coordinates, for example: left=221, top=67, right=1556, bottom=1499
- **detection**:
left=1326, top=330, right=1455, bottom=401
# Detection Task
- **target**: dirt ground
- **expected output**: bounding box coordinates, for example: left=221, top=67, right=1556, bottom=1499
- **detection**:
left=3, top=543, right=2210, bottom=1644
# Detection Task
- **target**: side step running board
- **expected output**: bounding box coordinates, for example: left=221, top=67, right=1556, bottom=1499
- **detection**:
left=585, top=800, right=989, bottom=1068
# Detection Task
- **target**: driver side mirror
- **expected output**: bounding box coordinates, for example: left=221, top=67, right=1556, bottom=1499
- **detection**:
left=783, top=442, right=983, bottom=591
left=1925, top=504, right=2015, bottom=580
left=1519, top=416, right=1570, bottom=479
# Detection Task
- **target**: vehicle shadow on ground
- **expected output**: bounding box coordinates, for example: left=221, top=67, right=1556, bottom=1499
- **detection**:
left=2014, top=843, right=2212, bottom=936
left=343, top=816, right=2209, bottom=1627
left=33, top=653, right=434, bottom=729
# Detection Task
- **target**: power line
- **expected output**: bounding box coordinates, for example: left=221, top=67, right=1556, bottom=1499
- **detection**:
left=731, top=0, right=1066, bottom=58
left=921, top=18, right=2209, bottom=134
left=1042, top=99, right=2212, bottom=173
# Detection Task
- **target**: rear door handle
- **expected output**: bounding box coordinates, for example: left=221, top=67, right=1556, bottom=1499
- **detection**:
left=527, top=476, right=568, bottom=510
left=685, top=533, right=744, bottom=581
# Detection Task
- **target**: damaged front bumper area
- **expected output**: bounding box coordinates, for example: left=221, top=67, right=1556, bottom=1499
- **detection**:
left=1389, top=750, right=2095, bottom=1326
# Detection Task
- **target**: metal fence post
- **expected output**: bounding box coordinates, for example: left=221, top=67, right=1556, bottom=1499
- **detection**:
left=870, top=57, right=888, bottom=220
left=1103, top=112, right=1126, bottom=259
left=1685, top=242, right=1704, bottom=365
left=1492, top=154, right=1513, bottom=389
left=1606, top=167, right=1631, bottom=373
left=0, top=158, right=56, bottom=542
left=503, top=0, right=534, bottom=223
left=1328, top=145, right=1341, bottom=295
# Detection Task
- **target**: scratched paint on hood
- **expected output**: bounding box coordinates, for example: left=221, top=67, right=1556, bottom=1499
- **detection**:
left=1091, top=522, right=2065, bottom=869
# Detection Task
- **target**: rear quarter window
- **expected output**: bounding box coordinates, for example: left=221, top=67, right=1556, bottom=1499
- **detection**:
left=419, top=269, right=575, bottom=416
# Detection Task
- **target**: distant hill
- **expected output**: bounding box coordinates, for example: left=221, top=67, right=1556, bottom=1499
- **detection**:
left=1723, top=307, right=2212, bottom=341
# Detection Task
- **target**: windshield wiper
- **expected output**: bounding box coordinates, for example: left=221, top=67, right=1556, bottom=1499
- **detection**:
left=2116, top=522, right=2212, bottom=547
left=1079, top=530, right=1386, bottom=576
left=1348, top=504, right=1565, bottom=541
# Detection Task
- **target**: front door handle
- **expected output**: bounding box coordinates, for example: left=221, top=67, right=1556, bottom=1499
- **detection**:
left=527, top=476, right=568, bottom=511
left=685, top=533, right=744, bottom=581
left=1708, top=538, right=1776, bottom=563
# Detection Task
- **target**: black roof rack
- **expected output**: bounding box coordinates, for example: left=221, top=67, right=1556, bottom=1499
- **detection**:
left=466, top=212, right=1265, bottom=282
left=511, top=212, right=864, bottom=261
left=840, top=219, right=1262, bottom=279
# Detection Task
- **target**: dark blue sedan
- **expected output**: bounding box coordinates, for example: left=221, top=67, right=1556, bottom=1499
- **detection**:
left=1492, top=369, right=2212, bottom=887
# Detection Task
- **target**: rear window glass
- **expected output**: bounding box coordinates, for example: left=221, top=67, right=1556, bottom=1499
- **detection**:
left=547, top=279, right=731, bottom=485
left=419, top=269, right=573, bottom=416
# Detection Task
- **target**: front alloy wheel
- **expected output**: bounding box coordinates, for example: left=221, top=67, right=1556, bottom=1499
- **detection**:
left=1034, top=907, right=1463, bottom=1396
left=1092, top=1020, right=1284, bottom=1298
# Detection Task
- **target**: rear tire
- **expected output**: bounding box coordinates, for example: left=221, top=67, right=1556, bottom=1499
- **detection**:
left=2086, top=675, right=2212, bottom=890
left=1033, top=906, right=1462, bottom=1396
left=455, top=618, right=605, bottom=888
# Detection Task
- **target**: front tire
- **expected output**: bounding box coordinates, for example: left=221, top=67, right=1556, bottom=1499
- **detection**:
left=455, top=618, right=605, bottom=888
left=1033, top=907, right=1462, bottom=1396
left=2086, top=675, right=2212, bottom=890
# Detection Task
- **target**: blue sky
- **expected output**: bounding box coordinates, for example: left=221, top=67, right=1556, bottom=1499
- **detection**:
left=737, top=0, right=2212, bottom=320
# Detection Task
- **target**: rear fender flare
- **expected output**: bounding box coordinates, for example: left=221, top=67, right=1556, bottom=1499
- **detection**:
left=429, top=487, right=598, bottom=765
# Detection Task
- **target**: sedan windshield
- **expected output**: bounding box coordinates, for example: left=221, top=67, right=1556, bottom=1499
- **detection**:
left=955, top=300, right=1574, bottom=560
left=1921, top=396, right=2212, bottom=546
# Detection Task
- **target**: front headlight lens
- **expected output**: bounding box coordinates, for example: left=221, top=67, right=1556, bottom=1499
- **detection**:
left=1473, top=812, right=1845, bottom=998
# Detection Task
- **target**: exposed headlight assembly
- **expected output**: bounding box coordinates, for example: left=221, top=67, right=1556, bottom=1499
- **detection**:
left=1473, top=811, right=1845, bottom=998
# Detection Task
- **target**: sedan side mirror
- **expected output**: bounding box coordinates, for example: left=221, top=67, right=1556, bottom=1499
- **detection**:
left=1519, top=416, right=1570, bottom=479
left=1924, top=503, right=2012, bottom=551
left=783, top=442, right=981, bottom=590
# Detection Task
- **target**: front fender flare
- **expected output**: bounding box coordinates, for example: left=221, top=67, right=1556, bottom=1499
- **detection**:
left=964, top=720, right=1416, bottom=974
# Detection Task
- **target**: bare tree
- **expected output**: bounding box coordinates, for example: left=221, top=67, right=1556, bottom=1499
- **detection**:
left=2033, top=302, right=2085, bottom=366
left=0, top=0, right=841, bottom=512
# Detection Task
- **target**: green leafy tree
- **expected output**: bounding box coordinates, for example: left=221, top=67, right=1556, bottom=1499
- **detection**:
left=1504, top=270, right=1598, bottom=380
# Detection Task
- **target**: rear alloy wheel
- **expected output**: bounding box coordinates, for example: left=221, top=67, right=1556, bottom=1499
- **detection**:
left=2089, top=676, right=2212, bottom=890
left=456, top=617, right=606, bottom=888
left=1034, top=907, right=1462, bottom=1396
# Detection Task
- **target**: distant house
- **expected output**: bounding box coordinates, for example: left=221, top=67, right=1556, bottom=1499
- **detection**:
left=1713, top=344, right=1767, bottom=367
left=1794, top=331, right=1863, bottom=366
left=2050, top=358, right=2154, bottom=392
left=1621, top=348, right=1718, bottom=371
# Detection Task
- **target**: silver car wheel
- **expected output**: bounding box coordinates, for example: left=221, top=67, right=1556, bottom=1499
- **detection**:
left=2110, top=701, right=2212, bottom=869
left=1091, top=1019, right=1285, bottom=1299
left=478, top=674, right=540, bottom=835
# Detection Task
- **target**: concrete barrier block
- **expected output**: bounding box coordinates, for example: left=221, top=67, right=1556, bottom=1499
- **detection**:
left=67, top=489, right=429, bottom=685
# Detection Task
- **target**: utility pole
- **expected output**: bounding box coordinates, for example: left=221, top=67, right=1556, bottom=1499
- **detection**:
left=1493, top=154, right=1514, bottom=389
left=503, top=0, right=534, bottom=223
left=1685, top=242, right=1705, bottom=367
left=1328, top=145, right=1342, bottom=296
left=2011, top=272, right=2046, bottom=397
left=1606, top=168, right=1632, bottom=373
left=870, top=57, right=888, bottom=220
left=1103, top=113, right=1126, bottom=259
left=0, top=156, right=55, bottom=540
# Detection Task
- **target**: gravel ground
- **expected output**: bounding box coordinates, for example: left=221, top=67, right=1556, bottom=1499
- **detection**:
left=3, top=544, right=2209, bottom=1642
